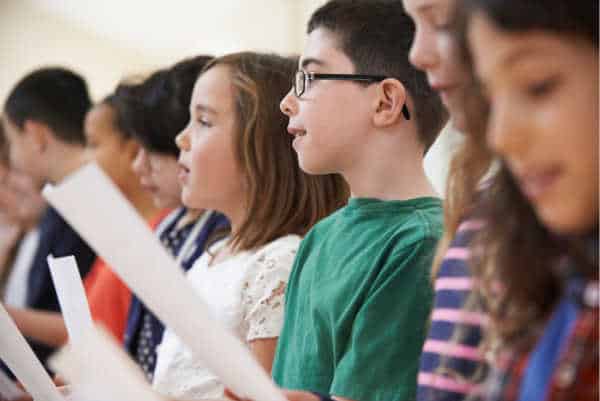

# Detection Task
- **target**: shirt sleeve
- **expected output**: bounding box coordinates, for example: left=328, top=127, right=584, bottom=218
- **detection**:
left=330, top=237, right=437, bottom=401
left=417, top=220, right=487, bottom=401
left=242, top=237, right=299, bottom=342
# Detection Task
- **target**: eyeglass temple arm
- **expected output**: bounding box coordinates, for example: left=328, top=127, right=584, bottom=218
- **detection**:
left=305, top=73, right=411, bottom=120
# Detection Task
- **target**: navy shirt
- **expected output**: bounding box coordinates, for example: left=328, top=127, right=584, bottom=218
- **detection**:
left=123, top=209, right=229, bottom=381
left=417, top=219, right=486, bottom=401
left=2, top=207, right=96, bottom=374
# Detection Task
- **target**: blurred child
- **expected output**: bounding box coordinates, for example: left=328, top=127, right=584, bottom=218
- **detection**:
left=118, top=55, right=230, bottom=380
left=460, top=0, right=598, bottom=399
left=1, top=68, right=97, bottom=369
left=81, top=94, right=161, bottom=341
left=0, top=122, right=45, bottom=303
left=403, top=0, right=493, bottom=398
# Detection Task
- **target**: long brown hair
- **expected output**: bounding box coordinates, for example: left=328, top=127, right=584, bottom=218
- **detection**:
left=203, top=52, right=349, bottom=252
left=428, top=0, right=494, bottom=280
left=454, top=0, right=599, bottom=353
left=430, top=76, right=492, bottom=280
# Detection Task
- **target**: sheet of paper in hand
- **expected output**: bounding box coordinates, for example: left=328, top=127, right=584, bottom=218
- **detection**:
left=42, top=163, right=287, bottom=401
left=0, top=369, right=25, bottom=401
left=47, top=255, right=94, bottom=349
left=0, top=304, right=64, bottom=401
left=50, top=324, right=162, bottom=401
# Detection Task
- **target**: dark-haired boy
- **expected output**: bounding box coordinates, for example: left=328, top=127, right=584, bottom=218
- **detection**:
left=273, top=1, right=448, bottom=401
left=2, top=67, right=96, bottom=369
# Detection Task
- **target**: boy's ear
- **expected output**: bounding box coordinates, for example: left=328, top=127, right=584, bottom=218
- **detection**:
left=372, top=79, right=408, bottom=128
left=22, top=120, right=50, bottom=153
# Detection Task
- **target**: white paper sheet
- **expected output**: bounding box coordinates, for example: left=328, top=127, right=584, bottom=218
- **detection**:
left=0, top=304, right=64, bottom=401
left=0, top=369, right=25, bottom=401
left=49, top=324, right=162, bottom=401
left=47, top=255, right=94, bottom=349
left=42, top=163, right=287, bottom=401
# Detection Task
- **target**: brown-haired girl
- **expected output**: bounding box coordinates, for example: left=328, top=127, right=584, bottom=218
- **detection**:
left=151, top=52, right=349, bottom=400
left=457, top=0, right=598, bottom=400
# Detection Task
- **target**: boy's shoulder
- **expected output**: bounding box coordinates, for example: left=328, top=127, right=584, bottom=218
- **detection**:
left=301, top=197, right=443, bottom=252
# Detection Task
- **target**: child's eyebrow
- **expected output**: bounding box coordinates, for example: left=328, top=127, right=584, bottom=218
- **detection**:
left=195, top=103, right=217, bottom=115
left=300, top=57, right=326, bottom=70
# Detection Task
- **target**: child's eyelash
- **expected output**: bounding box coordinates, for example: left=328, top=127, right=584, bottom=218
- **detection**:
left=526, top=76, right=561, bottom=98
left=198, top=118, right=212, bottom=127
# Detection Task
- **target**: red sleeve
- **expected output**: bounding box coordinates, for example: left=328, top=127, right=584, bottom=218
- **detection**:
left=84, top=258, right=131, bottom=342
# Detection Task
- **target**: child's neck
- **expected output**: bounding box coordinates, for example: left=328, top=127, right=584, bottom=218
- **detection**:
left=47, top=145, right=88, bottom=184
left=342, top=140, right=438, bottom=201
left=128, top=188, right=160, bottom=222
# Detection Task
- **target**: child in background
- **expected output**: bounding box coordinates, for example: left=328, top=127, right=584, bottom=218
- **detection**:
left=272, top=2, right=447, bottom=401
left=403, top=0, right=493, bottom=398
left=0, top=125, right=22, bottom=290
left=0, top=123, right=45, bottom=304
left=0, top=92, right=162, bottom=351
left=117, top=55, right=230, bottom=380
left=151, top=52, right=349, bottom=400
left=1, top=68, right=97, bottom=370
left=81, top=94, right=161, bottom=341
left=460, top=0, right=598, bottom=399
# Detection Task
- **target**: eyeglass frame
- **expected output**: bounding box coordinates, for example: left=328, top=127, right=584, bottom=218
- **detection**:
left=293, top=70, right=411, bottom=120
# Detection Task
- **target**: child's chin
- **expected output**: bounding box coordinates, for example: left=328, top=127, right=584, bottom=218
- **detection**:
left=299, top=159, right=335, bottom=176
left=180, top=190, right=196, bottom=209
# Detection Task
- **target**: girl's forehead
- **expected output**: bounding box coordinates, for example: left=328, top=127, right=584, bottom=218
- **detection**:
left=192, top=66, right=234, bottom=110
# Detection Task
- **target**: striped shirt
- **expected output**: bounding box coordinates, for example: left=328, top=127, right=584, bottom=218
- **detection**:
left=417, top=218, right=487, bottom=401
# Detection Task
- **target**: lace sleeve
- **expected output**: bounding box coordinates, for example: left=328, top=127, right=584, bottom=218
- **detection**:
left=242, top=237, right=299, bottom=342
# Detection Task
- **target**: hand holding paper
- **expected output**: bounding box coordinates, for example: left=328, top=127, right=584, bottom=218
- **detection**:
left=0, top=304, right=64, bottom=401
left=0, top=369, right=25, bottom=401
left=49, top=324, right=162, bottom=401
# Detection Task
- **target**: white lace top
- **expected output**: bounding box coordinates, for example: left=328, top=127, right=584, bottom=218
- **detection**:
left=152, top=234, right=300, bottom=400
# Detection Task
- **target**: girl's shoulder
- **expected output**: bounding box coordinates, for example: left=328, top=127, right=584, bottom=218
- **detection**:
left=245, top=235, right=302, bottom=274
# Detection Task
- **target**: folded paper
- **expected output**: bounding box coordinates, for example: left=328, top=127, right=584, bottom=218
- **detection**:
left=47, top=255, right=94, bottom=349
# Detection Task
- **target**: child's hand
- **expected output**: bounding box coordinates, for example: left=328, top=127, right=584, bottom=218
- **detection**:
left=223, top=388, right=320, bottom=401
left=282, top=390, right=320, bottom=401
left=5, top=384, right=71, bottom=401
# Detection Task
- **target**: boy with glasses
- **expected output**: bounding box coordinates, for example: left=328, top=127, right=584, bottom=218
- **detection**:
left=273, top=1, right=448, bottom=401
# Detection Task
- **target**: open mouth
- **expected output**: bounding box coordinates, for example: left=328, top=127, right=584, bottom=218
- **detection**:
left=288, top=127, right=307, bottom=137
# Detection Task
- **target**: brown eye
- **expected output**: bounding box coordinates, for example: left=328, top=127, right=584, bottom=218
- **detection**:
left=526, top=76, right=560, bottom=99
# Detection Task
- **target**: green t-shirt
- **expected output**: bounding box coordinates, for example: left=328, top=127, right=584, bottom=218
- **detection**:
left=272, top=197, right=443, bottom=401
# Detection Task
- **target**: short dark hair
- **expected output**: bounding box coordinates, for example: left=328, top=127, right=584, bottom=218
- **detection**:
left=113, top=55, right=213, bottom=156
left=4, top=67, right=92, bottom=144
left=100, top=94, right=135, bottom=141
left=308, top=0, right=448, bottom=151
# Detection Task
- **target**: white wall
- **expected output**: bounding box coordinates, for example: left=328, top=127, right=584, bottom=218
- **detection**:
left=0, top=0, right=307, bottom=102
left=1, top=0, right=458, bottom=195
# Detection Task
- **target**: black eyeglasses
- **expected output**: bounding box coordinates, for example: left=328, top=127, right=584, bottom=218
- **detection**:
left=293, top=70, right=410, bottom=120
